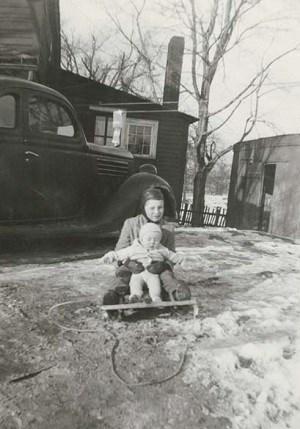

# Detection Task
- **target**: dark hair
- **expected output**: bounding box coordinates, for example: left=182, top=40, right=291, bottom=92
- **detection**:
left=140, top=187, right=164, bottom=208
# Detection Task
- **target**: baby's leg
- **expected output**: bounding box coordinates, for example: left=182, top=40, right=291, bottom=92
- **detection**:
left=144, top=272, right=162, bottom=303
left=129, top=273, right=144, bottom=301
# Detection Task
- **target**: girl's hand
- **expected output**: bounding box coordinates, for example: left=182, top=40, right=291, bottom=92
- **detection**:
left=124, top=258, right=144, bottom=273
left=99, top=251, right=116, bottom=264
left=168, top=291, right=176, bottom=302
left=146, top=261, right=166, bottom=274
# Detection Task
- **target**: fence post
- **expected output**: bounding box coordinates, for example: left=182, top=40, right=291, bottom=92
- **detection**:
left=214, top=207, right=221, bottom=226
left=181, top=203, right=189, bottom=225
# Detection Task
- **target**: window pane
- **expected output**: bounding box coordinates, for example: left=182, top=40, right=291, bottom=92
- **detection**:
left=46, top=101, right=59, bottom=126
left=107, top=117, right=113, bottom=137
left=143, top=145, right=150, bottom=155
left=127, top=122, right=154, bottom=155
left=28, top=97, right=75, bottom=137
left=95, top=116, right=106, bottom=136
left=94, top=115, right=114, bottom=145
left=137, top=134, right=144, bottom=145
left=28, top=98, right=42, bottom=132
left=0, top=95, right=16, bottom=128
left=106, top=137, right=113, bottom=146
left=129, top=124, right=137, bottom=134
left=57, top=105, right=74, bottom=136
left=144, top=126, right=151, bottom=136
left=128, top=133, right=135, bottom=144
left=144, top=135, right=151, bottom=145
left=94, top=136, right=105, bottom=145
left=128, top=143, right=140, bottom=154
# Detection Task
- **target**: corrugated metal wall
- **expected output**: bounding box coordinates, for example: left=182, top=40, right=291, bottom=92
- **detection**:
left=227, top=134, right=300, bottom=239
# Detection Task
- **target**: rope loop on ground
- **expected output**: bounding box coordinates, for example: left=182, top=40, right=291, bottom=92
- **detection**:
left=48, top=298, right=188, bottom=387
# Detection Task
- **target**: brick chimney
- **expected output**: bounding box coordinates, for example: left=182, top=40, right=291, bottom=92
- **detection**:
left=162, top=36, right=185, bottom=110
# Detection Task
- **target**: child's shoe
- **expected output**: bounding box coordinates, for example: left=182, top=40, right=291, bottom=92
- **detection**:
left=143, top=294, right=152, bottom=304
left=129, top=294, right=142, bottom=303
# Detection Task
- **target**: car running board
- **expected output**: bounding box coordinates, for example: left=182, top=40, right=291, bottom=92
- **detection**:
left=101, top=299, right=199, bottom=318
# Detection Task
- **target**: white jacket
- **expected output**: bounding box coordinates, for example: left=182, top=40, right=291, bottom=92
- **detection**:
left=111, top=239, right=182, bottom=268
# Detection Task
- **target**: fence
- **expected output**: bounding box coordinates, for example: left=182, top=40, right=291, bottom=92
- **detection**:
left=179, top=203, right=227, bottom=227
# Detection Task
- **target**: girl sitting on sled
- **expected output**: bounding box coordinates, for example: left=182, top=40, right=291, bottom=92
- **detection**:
left=102, top=187, right=191, bottom=313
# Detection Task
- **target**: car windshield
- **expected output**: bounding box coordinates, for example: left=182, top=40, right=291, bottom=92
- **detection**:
left=0, top=94, right=16, bottom=128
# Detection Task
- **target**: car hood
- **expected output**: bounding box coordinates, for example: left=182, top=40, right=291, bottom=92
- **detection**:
left=86, top=142, right=134, bottom=159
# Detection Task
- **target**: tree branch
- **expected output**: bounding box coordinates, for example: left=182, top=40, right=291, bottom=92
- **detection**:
left=209, top=45, right=299, bottom=117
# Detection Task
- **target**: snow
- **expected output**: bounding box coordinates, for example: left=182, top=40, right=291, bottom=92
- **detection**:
left=183, top=193, right=228, bottom=209
left=164, top=228, right=300, bottom=428
left=1, top=227, right=300, bottom=428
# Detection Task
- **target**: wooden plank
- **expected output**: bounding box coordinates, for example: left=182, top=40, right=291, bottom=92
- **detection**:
left=101, top=299, right=197, bottom=310
left=101, top=299, right=199, bottom=318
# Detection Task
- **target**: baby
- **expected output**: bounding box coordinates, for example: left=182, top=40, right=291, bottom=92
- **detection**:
left=99, top=223, right=183, bottom=304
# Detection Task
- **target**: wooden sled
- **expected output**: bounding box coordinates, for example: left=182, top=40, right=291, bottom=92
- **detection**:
left=101, top=299, right=199, bottom=319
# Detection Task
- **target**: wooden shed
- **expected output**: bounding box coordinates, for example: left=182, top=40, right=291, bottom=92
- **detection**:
left=227, top=134, right=300, bottom=240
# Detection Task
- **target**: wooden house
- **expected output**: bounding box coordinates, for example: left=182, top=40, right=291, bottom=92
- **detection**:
left=54, top=68, right=197, bottom=207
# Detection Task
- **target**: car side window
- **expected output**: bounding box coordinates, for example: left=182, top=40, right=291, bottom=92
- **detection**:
left=0, top=95, right=16, bottom=128
left=28, top=96, right=76, bottom=137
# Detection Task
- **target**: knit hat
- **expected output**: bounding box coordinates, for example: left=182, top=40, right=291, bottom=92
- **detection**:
left=139, top=187, right=164, bottom=220
left=139, top=223, right=162, bottom=241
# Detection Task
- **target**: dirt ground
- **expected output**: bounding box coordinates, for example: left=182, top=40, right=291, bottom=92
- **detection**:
left=0, top=229, right=299, bottom=429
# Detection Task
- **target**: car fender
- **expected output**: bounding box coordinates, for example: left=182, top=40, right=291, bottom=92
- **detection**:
left=92, top=172, right=177, bottom=232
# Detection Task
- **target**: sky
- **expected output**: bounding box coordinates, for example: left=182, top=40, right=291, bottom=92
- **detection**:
left=59, top=0, right=300, bottom=146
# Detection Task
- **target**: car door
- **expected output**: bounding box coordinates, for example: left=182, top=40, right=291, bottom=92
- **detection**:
left=0, top=90, right=40, bottom=222
left=22, top=89, right=92, bottom=220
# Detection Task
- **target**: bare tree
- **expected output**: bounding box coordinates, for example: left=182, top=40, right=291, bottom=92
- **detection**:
left=61, top=1, right=165, bottom=100
left=168, top=0, right=298, bottom=225
left=61, top=29, right=81, bottom=74
left=61, top=0, right=298, bottom=222
left=183, top=126, right=231, bottom=201
left=106, top=0, right=165, bottom=102
left=61, top=29, right=145, bottom=93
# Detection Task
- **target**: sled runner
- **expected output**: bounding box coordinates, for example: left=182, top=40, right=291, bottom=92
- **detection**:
left=101, top=299, right=199, bottom=319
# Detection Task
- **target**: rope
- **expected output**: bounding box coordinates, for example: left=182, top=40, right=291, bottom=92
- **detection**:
left=111, top=339, right=188, bottom=388
left=48, top=298, right=188, bottom=387
left=48, top=298, right=113, bottom=335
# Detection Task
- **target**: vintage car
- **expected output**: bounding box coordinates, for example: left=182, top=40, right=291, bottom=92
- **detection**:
left=0, top=77, right=176, bottom=238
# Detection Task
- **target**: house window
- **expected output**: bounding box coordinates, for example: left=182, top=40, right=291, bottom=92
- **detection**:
left=94, top=115, right=113, bottom=146
left=125, top=119, right=158, bottom=157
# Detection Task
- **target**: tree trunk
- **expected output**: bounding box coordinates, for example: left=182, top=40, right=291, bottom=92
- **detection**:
left=191, top=167, right=207, bottom=226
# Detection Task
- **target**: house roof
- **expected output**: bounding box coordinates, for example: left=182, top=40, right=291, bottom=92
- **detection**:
left=57, top=69, right=198, bottom=124
left=234, top=134, right=300, bottom=150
